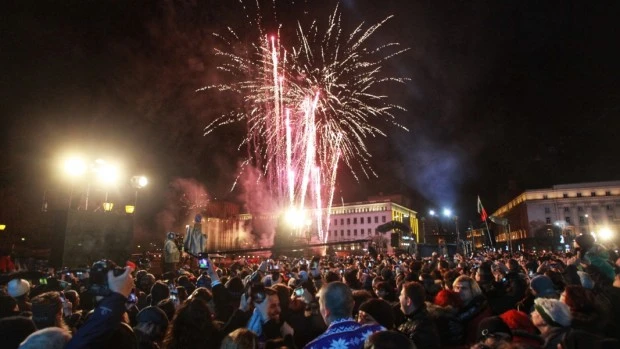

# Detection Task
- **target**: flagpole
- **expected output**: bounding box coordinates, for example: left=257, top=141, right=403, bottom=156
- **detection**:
left=484, top=219, right=494, bottom=249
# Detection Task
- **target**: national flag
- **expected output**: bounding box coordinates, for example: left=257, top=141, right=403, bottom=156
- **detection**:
left=477, top=196, right=488, bottom=222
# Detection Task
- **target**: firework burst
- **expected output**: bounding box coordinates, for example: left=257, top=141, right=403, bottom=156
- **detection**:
left=201, top=2, right=409, bottom=242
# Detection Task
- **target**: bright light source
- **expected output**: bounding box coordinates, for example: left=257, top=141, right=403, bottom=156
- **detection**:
left=103, top=202, right=114, bottom=212
left=443, top=208, right=452, bottom=217
left=64, top=157, right=87, bottom=177
left=125, top=205, right=135, bottom=214
left=599, top=227, right=614, bottom=241
left=0, top=224, right=5, bottom=231
left=91, top=159, right=120, bottom=184
left=429, top=210, right=435, bottom=216
left=284, top=207, right=306, bottom=228
left=131, top=176, right=148, bottom=189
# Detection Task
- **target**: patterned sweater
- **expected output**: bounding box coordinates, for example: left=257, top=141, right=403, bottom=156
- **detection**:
left=303, top=318, right=384, bottom=349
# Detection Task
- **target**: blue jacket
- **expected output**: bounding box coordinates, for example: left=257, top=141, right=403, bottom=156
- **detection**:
left=65, top=293, right=127, bottom=349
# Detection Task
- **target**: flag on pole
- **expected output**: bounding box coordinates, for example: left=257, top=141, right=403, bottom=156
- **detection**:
left=477, top=196, right=488, bottom=222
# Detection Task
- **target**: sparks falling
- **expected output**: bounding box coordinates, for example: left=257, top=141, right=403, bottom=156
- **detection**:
left=201, top=2, right=409, bottom=243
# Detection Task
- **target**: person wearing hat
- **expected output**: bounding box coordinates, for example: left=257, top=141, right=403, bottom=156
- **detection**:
left=398, top=281, right=441, bottom=349
left=163, top=231, right=180, bottom=273
left=472, top=316, right=513, bottom=349
left=573, top=233, right=616, bottom=282
left=357, top=298, right=394, bottom=330
left=531, top=298, right=572, bottom=349
left=183, top=214, right=207, bottom=259
left=529, top=275, right=559, bottom=299
left=7, top=279, right=31, bottom=312
left=134, top=306, right=169, bottom=349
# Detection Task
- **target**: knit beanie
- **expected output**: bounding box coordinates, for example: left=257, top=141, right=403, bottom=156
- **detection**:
left=499, top=309, right=537, bottom=334
left=358, top=298, right=395, bottom=329
left=477, top=316, right=512, bottom=342
left=534, top=298, right=572, bottom=328
left=575, top=233, right=595, bottom=252
left=7, top=279, right=30, bottom=298
left=530, top=275, right=557, bottom=297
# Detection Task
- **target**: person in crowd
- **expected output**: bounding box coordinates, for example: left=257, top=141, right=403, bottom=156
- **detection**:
left=498, top=309, right=544, bottom=348
left=452, top=275, right=493, bottom=346
left=304, top=281, right=383, bottom=349
left=18, top=327, right=71, bottom=349
left=560, top=284, right=608, bottom=335
left=0, top=316, right=37, bottom=349
left=531, top=298, right=572, bottom=349
left=220, top=328, right=258, bottom=349
left=134, top=305, right=169, bottom=349
left=470, top=316, right=513, bottom=349
left=162, top=297, right=221, bottom=348
left=426, top=288, right=464, bottom=346
left=0, top=294, right=20, bottom=318
left=357, top=298, right=395, bottom=330
left=7, top=279, right=31, bottom=312
left=30, top=291, right=69, bottom=331
left=149, top=281, right=170, bottom=306
left=397, top=281, right=440, bottom=349
left=363, top=330, right=416, bottom=349
left=163, top=232, right=180, bottom=273
left=65, top=264, right=134, bottom=349
left=225, top=284, right=294, bottom=347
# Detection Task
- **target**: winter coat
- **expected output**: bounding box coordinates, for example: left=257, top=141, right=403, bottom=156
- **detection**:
left=398, top=304, right=441, bottom=349
left=456, top=295, right=494, bottom=345
left=183, top=223, right=206, bottom=256
left=164, top=239, right=180, bottom=263
left=426, top=302, right=464, bottom=347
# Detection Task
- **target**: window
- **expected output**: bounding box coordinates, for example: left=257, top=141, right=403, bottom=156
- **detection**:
left=340, top=219, right=344, bottom=225
left=353, top=218, right=357, bottom=224
left=564, top=207, right=570, bottom=212
left=341, top=230, right=344, bottom=237
left=544, top=207, right=551, bottom=214
left=347, top=230, right=351, bottom=236
left=605, top=191, right=611, bottom=196
left=577, top=206, right=583, bottom=212
left=360, top=229, right=364, bottom=236
left=382, top=216, right=387, bottom=223
left=374, top=216, right=378, bottom=223
left=334, top=219, right=338, bottom=226
left=563, top=193, right=568, bottom=198
left=565, top=217, right=571, bottom=224
left=354, top=229, right=357, bottom=236
left=347, top=218, right=351, bottom=225
left=546, top=217, right=551, bottom=224
left=591, top=192, right=596, bottom=196
left=577, top=192, right=582, bottom=197
left=368, top=229, right=372, bottom=234
left=579, top=216, right=585, bottom=224
left=543, top=194, right=548, bottom=199
left=607, top=205, right=613, bottom=211
left=368, top=217, right=371, bottom=223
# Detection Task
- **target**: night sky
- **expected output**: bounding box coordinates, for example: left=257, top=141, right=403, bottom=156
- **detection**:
left=2, top=0, right=619, bottom=239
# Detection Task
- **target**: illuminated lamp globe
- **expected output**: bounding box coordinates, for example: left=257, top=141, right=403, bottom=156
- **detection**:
left=64, top=157, right=87, bottom=177
left=599, top=227, right=613, bottom=241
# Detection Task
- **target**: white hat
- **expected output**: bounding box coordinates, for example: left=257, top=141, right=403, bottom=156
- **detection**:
left=7, top=278, right=30, bottom=298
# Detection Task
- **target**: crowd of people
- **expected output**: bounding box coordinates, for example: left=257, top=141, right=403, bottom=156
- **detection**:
left=1, top=232, right=620, bottom=349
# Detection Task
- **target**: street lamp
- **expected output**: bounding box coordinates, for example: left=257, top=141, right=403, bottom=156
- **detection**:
left=443, top=208, right=460, bottom=253
left=130, top=176, right=148, bottom=209
left=0, top=224, right=5, bottom=231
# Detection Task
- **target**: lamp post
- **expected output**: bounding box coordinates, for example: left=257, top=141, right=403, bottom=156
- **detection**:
left=443, top=208, right=460, bottom=253
left=130, top=176, right=148, bottom=210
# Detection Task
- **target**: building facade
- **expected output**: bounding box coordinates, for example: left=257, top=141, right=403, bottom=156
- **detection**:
left=325, top=198, right=419, bottom=252
left=490, top=180, right=620, bottom=251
